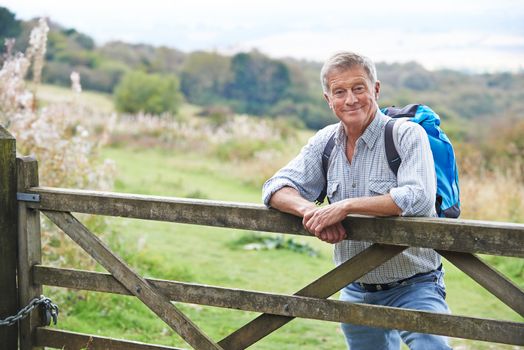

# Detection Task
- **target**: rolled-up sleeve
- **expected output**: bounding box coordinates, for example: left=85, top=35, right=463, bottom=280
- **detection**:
left=389, top=122, right=437, bottom=216
left=262, top=126, right=335, bottom=207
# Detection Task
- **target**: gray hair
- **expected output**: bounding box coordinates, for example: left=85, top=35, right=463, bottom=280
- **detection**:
left=320, top=51, right=378, bottom=93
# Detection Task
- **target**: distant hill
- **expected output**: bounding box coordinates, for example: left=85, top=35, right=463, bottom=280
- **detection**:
left=1, top=5, right=523, bottom=135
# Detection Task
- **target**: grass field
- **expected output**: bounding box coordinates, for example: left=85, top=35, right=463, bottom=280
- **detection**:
left=33, top=83, right=116, bottom=113
left=42, top=144, right=523, bottom=350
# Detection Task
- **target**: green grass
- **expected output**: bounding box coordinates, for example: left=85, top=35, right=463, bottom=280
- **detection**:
left=104, top=146, right=261, bottom=203
left=46, top=144, right=523, bottom=350
left=34, top=83, right=116, bottom=113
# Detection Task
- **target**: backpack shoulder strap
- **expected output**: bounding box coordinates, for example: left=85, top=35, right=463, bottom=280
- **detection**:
left=315, top=133, right=336, bottom=204
left=385, top=119, right=401, bottom=176
left=384, top=118, right=409, bottom=176
left=382, top=104, right=420, bottom=176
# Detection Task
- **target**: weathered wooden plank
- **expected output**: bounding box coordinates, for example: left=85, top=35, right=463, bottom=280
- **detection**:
left=33, top=266, right=524, bottom=345
left=27, top=186, right=303, bottom=234
left=26, top=187, right=524, bottom=257
left=0, top=126, right=18, bottom=350
left=219, top=244, right=407, bottom=349
left=43, top=210, right=223, bottom=350
left=17, top=156, right=43, bottom=350
left=36, top=327, right=184, bottom=350
left=439, top=250, right=524, bottom=317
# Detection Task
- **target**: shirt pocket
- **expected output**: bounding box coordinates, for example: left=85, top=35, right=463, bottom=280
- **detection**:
left=368, top=179, right=396, bottom=196
left=327, top=181, right=340, bottom=202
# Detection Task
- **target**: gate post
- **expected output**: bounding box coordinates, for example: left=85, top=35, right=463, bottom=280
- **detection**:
left=17, top=155, right=42, bottom=350
left=0, top=125, right=19, bottom=350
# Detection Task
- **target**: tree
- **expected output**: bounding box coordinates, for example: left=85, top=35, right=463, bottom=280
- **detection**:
left=180, top=51, right=230, bottom=105
left=98, top=41, right=185, bottom=73
left=0, top=7, right=21, bottom=48
left=62, top=28, right=95, bottom=50
left=225, top=52, right=291, bottom=115
left=114, top=70, right=183, bottom=115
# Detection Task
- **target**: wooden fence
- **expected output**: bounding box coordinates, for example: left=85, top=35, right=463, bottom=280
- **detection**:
left=1, top=126, right=524, bottom=349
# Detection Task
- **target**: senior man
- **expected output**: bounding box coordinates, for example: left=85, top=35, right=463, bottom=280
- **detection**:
left=262, top=51, right=451, bottom=350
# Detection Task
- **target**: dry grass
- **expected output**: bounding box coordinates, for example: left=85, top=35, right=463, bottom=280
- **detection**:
left=460, top=168, right=524, bottom=223
left=457, top=142, right=523, bottom=223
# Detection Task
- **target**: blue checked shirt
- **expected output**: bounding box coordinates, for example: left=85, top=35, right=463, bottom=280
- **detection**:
left=262, top=110, right=440, bottom=283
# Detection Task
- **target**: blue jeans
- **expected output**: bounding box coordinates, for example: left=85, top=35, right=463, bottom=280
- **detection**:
left=340, top=269, right=452, bottom=350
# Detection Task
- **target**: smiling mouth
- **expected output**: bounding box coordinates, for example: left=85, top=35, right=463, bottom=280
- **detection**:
left=344, top=106, right=362, bottom=112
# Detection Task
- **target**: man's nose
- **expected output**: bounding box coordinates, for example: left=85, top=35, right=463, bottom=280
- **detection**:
left=345, top=91, right=358, bottom=104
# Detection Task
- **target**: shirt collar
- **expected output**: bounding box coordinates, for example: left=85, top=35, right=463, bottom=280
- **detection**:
left=334, top=109, right=389, bottom=149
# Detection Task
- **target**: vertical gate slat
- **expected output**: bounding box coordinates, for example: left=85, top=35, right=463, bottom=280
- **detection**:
left=43, top=210, right=223, bottom=350
left=17, top=156, right=43, bottom=350
left=219, top=243, right=407, bottom=349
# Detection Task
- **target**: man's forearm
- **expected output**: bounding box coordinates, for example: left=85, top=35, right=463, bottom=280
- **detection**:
left=268, top=186, right=316, bottom=217
left=341, top=194, right=402, bottom=217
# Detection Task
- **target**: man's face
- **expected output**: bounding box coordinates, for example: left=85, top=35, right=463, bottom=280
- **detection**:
left=324, top=66, right=380, bottom=128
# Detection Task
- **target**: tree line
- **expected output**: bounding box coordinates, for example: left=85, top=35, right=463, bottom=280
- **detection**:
left=2, top=6, right=524, bottom=133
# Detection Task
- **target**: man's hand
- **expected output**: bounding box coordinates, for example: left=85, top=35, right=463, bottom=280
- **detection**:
left=303, top=203, right=348, bottom=244
left=268, top=186, right=348, bottom=244
left=315, top=222, right=347, bottom=244
left=303, top=200, right=349, bottom=233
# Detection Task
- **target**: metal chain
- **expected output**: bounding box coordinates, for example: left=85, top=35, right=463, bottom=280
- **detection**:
left=0, top=295, right=58, bottom=327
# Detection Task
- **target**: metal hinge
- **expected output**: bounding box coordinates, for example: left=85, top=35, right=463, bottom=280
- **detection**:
left=17, top=192, right=40, bottom=202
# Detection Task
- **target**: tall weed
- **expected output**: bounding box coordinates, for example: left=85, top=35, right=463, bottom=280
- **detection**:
left=0, top=18, right=115, bottom=269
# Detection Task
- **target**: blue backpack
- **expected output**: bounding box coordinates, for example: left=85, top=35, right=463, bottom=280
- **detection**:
left=316, top=104, right=461, bottom=218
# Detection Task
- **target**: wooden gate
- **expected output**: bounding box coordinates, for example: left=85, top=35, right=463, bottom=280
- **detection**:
left=1, top=126, right=524, bottom=349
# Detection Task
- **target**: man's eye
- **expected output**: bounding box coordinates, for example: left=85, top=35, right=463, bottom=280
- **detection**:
left=353, top=86, right=366, bottom=93
left=334, top=90, right=345, bottom=96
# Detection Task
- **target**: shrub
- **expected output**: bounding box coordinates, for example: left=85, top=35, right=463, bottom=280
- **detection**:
left=228, top=232, right=320, bottom=257
left=114, top=70, right=183, bottom=115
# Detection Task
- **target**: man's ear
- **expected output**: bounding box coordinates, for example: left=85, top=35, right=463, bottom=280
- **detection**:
left=323, top=93, right=333, bottom=109
left=374, top=81, right=381, bottom=100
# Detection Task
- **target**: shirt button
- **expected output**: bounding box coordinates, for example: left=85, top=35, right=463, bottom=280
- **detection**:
left=352, top=183, right=356, bottom=188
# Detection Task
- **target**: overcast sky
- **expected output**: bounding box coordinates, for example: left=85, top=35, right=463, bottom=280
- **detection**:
left=2, top=0, right=523, bottom=72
